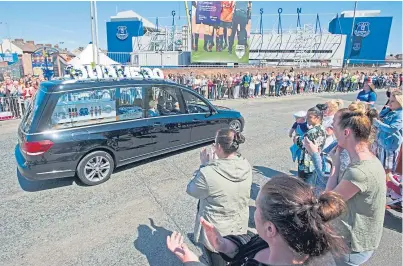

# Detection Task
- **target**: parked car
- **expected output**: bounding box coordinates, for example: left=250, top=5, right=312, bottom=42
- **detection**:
left=15, top=78, right=244, bottom=185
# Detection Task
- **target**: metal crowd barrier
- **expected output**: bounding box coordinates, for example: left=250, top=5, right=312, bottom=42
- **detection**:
left=0, top=96, right=29, bottom=121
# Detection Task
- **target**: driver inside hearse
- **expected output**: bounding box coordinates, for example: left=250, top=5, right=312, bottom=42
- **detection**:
left=148, top=100, right=160, bottom=117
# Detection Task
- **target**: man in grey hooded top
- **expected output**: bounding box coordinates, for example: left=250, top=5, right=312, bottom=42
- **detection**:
left=187, top=129, right=252, bottom=266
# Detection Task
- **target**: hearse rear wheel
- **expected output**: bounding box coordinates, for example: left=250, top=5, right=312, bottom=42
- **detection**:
left=229, top=120, right=242, bottom=132
left=77, top=151, right=114, bottom=186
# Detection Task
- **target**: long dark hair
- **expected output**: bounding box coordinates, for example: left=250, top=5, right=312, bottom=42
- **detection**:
left=258, top=176, right=347, bottom=257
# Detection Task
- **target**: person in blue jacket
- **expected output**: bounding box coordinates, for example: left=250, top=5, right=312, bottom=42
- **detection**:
left=357, top=77, right=377, bottom=107
left=373, top=90, right=403, bottom=178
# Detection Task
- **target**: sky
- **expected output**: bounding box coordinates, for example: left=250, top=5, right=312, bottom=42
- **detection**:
left=0, top=1, right=401, bottom=54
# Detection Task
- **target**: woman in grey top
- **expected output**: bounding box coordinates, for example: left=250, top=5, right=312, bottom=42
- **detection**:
left=186, top=129, right=252, bottom=266
left=324, top=102, right=385, bottom=266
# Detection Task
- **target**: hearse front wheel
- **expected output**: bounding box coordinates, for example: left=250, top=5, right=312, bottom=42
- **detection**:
left=77, top=151, right=114, bottom=186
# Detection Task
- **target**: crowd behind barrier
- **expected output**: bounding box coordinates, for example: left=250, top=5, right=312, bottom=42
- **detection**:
left=1, top=70, right=402, bottom=121
left=165, top=69, right=402, bottom=101
left=0, top=75, right=44, bottom=120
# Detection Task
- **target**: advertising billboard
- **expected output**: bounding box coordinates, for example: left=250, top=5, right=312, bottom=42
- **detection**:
left=191, top=1, right=252, bottom=63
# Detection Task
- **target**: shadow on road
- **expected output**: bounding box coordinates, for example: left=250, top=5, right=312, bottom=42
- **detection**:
left=250, top=182, right=260, bottom=201
left=253, top=166, right=289, bottom=179
left=133, top=218, right=179, bottom=266
left=17, top=169, right=76, bottom=192
left=289, top=170, right=298, bottom=176
left=249, top=205, right=256, bottom=228
left=383, top=210, right=402, bottom=233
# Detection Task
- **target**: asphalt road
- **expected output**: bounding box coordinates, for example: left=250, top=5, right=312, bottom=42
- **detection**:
left=0, top=91, right=401, bottom=266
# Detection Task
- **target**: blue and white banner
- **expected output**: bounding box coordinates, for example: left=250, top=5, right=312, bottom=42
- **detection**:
left=0, top=53, right=18, bottom=65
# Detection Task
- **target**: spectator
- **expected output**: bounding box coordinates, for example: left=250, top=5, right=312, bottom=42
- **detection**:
left=294, top=105, right=327, bottom=184
left=325, top=101, right=386, bottom=266
left=241, top=72, right=250, bottom=99
left=261, top=73, right=268, bottom=97
left=323, top=99, right=344, bottom=149
left=357, top=77, right=377, bottom=107
left=186, top=129, right=252, bottom=266
left=269, top=72, right=275, bottom=96
left=168, top=175, right=347, bottom=266
left=373, top=90, right=403, bottom=180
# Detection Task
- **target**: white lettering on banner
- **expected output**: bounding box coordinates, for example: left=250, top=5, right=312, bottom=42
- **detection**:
left=64, top=64, right=164, bottom=80
left=0, top=56, right=14, bottom=63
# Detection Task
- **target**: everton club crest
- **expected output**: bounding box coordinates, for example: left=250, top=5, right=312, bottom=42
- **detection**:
left=235, top=45, right=246, bottom=60
left=116, top=26, right=128, bottom=40
left=354, top=22, right=370, bottom=38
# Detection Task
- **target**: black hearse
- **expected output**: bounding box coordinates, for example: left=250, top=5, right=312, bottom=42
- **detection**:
left=15, top=78, right=244, bottom=185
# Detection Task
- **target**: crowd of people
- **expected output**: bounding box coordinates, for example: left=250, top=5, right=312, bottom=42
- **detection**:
left=165, top=82, right=402, bottom=265
left=166, top=70, right=402, bottom=100
left=0, top=74, right=43, bottom=119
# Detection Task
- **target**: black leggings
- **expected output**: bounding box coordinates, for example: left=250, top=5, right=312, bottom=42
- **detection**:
left=261, top=86, right=267, bottom=96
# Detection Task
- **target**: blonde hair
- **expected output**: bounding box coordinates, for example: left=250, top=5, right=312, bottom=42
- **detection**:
left=391, top=90, right=403, bottom=107
left=326, top=99, right=344, bottom=115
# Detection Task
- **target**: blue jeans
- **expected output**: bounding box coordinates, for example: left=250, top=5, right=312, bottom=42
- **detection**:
left=254, top=84, right=260, bottom=96
left=275, top=83, right=281, bottom=96
left=334, top=250, right=374, bottom=266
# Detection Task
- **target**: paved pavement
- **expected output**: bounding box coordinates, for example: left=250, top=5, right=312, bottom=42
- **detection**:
left=0, top=91, right=401, bottom=266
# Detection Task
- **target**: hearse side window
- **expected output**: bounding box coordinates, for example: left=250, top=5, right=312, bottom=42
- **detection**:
left=182, top=90, right=210, bottom=114
left=146, top=86, right=183, bottom=117
left=50, top=88, right=117, bottom=129
left=117, top=87, right=145, bottom=121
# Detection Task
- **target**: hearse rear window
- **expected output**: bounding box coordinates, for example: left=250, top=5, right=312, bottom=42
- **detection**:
left=50, top=88, right=117, bottom=129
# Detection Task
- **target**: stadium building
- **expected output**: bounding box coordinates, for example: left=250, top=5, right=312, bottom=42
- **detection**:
left=105, top=7, right=393, bottom=68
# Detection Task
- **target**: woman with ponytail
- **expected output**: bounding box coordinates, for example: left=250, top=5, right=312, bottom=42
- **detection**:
left=168, top=175, right=347, bottom=265
left=186, top=129, right=252, bottom=266
left=322, top=101, right=385, bottom=265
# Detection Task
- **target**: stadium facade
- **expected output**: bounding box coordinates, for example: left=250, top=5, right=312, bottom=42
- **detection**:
left=106, top=8, right=393, bottom=68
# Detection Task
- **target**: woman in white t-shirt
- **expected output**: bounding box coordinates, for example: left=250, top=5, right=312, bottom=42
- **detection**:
left=194, top=75, right=202, bottom=95
left=249, top=75, right=256, bottom=98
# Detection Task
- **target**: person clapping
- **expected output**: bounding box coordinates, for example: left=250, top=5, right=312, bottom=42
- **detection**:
left=186, top=129, right=252, bottom=266
left=168, top=176, right=347, bottom=265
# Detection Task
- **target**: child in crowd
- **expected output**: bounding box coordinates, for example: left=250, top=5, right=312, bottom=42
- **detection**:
left=289, top=111, right=309, bottom=163
left=294, top=105, right=327, bottom=184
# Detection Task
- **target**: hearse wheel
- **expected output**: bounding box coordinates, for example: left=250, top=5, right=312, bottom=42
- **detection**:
left=77, top=151, right=114, bottom=186
left=229, top=120, right=242, bottom=132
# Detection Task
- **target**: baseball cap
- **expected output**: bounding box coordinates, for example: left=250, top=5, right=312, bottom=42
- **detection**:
left=293, top=111, right=307, bottom=118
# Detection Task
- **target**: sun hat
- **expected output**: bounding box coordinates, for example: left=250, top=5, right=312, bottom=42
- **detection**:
left=293, top=110, right=307, bottom=118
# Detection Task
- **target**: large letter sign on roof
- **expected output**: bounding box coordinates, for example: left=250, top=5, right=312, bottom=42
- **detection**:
left=63, top=64, right=164, bottom=81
